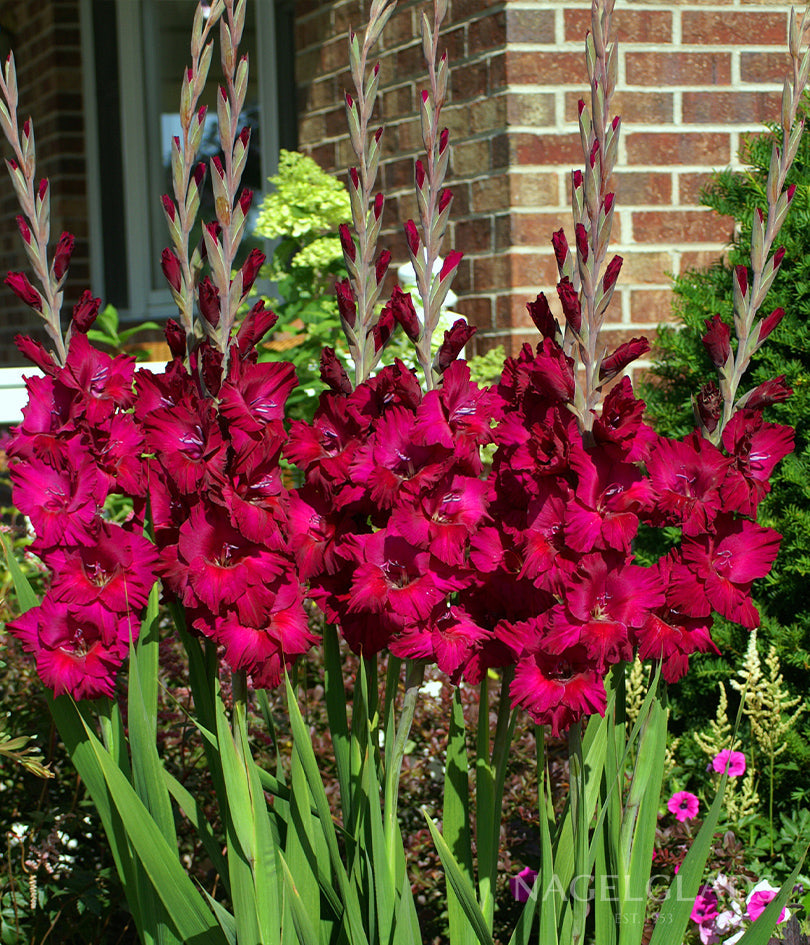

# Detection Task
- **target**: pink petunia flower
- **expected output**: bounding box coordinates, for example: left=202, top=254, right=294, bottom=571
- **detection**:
left=712, top=749, right=746, bottom=777
left=746, top=880, right=789, bottom=924
left=668, top=790, right=699, bottom=822
left=690, top=886, right=718, bottom=924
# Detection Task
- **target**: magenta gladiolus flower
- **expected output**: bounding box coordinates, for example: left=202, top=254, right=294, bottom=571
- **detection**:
left=712, top=749, right=746, bottom=777
left=668, top=791, right=699, bottom=822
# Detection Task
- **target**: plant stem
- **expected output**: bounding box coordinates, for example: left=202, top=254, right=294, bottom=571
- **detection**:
left=383, top=659, right=424, bottom=884
left=569, top=720, right=588, bottom=945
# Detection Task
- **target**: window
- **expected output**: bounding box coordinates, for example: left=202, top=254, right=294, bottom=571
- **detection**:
left=80, top=0, right=296, bottom=320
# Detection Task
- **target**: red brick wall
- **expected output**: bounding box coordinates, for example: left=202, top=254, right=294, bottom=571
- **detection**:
left=0, top=0, right=88, bottom=365
left=295, top=0, right=797, bottom=361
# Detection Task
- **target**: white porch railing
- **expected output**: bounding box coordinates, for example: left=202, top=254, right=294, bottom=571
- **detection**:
left=0, top=362, right=168, bottom=426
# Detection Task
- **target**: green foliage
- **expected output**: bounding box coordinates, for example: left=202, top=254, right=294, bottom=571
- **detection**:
left=86, top=305, right=165, bottom=359
left=641, top=114, right=810, bottom=810
left=253, top=150, right=352, bottom=419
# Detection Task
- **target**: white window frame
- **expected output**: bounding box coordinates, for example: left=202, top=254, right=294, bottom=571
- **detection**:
left=79, top=0, right=280, bottom=322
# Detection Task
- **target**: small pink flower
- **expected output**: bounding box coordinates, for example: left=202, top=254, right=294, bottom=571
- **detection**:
left=712, top=750, right=746, bottom=777
left=510, top=867, right=538, bottom=903
left=668, top=790, right=699, bottom=822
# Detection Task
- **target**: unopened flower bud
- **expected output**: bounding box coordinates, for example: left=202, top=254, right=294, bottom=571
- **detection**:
left=5, top=272, right=42, bottom=311
left=527, top=293, right=559, bottom=340
left=372, top=305, right=396, bottom=352
left=440, top=250, right=463, bottom=281
left=551, top=229, right=569, bottom=270
left=388, top=286, right=420, bottom=341
left=702, top=314, right=731, bottom=367
left=435, top=318, right=476, bottom=371
left=236, top=299, right=278, bottom=353
left=161, top=195, right=177, bottom=222
left=52, top=232, right=75, bottom=280
left=415, top=159, right=425, bottom=190
left=602, top=254, right=622, bottom=292
left=72, top=289, right=101, bottom=331
left=240, top=248, right=266, bottom=295
left=339, top=223, right=356, bottom=262
left=164, top=319, right=187, bottom=359
left=238, top=188, right=253, bottom=215
left=335, top=278, right=356, bottom=328
left=375, top=249, right=391, bottom=285
left=743, top=375, right=792, bottom=410
left=758, top=306, right=785, bottom=342
left=599, top=337, right=650, bottom=380
left=438, top=189, right=452, bottom=212
left=575, top=223, right=589, bottom=263
left=556, top=277, right=581, bottom=332
left=373, top=192, right=384, bottom=220
left=198, top=276, right=220, bottom=327
left=16, top=215, right=31, bottom=245
left=320, top=346, right=352, bottom=394
left=161, top=248, right=183, bottom=293
left=405, top=219, right=420, bottom=256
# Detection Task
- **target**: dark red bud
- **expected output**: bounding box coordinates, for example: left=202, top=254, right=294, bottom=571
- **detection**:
left=339, top=223, right=356, bottom=262
left=556, top=277, right=582, bottom=333
left=744, top=375, right=792, bottom=410
left=551, top=229, right=569, bottom=269
left=421, top=89, right=429, bottom=104
left=440, top=250, right=463, bottom=281
left=599, top=337, right=650, bottom=380
left=239, top=248, right=266, bottom=295
left=4, top=272, right=42, bottom=312
left=186, top=67, right=193, bottom=82
left=603, top=193, right=615, bottom=214
left=162, top=195, right=176, bottom=221
left=701, top=314, right=731, bottom=368
left=374, top=128, right=383, bottom=143
left=773, top=246, right=786, bottom=268
left=405, top=219, right=420, bottom=256
left=590, top=140, right=600, bottom=168
left=388, top=285, right=420, bottom=341
left=349, top=167, right=360, bottom=190
left=373, top=62, right=380, bottom=77
left=37, top=179, right=48, bottom=201
left=372, top=306, right=396, bottom=353
left=22, top=118, right=30, bottom=138
left=345, top=92, right=354, bottom=109
left=435, top=319, right=476, bottom=372
left=759, top=306, right=785, bottom=342
left=735, top=265, right=748, bottom=296
left=375, top=248, right=391, bottom=285
left=236, top=299, right=278, bottom=353
left=575, top=223, right=589, bottom=263
left=16, top=215, right=31, bottom=245
left=787, top=183, right=797, bottom=201
left=198, top=277, right=220, bottom=328
left=320, top=347, right=353, bottom=394
left=578, top=99, right=585, bottom=115
left=438, top=189, right=452, bottom=213
left=415, top=159, right=425, bottom=189
left=198, top=105, right=207, bottom=123
left=192, top=162, right=207, bottom=188
left=52, top=232, right=75, bottom=281
left=527, top=293, right=559, bottom=340
left=573, top=169, right=583, bottom=189
left=335, top=278, right=356, bottom=328
left=164, top=319, right=187, bottom=359
left=611, top=116, right=620, bottom=131
left=161, top=248, right=182, bottom=293
left=238, top=188, right=253, bottom=215
left=211, top=154, right=225, bottom=177
left=373, top=192, right=384, bottom=220
left=439, top=128, right=449, bottom=152
left=219, top=86, right=227, bottom=103
left=72, top=289, right=101, bottom=332
left=238, top=126, right=250, bottom=148
left=602, top=254, right=623, bottom=293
